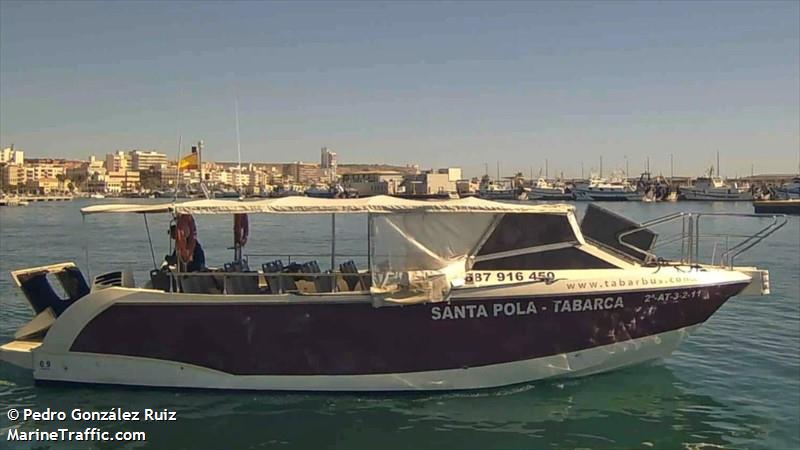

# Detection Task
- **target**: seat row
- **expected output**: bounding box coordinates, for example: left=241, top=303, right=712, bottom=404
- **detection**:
left=150, top=259, right=370, bottom=295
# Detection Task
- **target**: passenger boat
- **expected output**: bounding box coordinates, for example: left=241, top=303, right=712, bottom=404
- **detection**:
left=636, top=172, right=675, bottom=202
left=528, top=178, right=574, bottom=201
left=270, top=184, right=305, bottom=198
left=574, top=175, right=642, bottom=201
left=477, top=177, right=527, bottom=201
left=306, top=183, right=358, bottom=199
left=680, top=174, right=753, bottom=201
left=213, top=189, right=242, bottom=199
left=775, top=176, right=800, bottom=199
left=0, top=196, right=785, bottom=391
left=0, top=194, right=28, bottom=206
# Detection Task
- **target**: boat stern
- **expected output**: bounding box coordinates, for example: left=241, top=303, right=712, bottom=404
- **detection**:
left=0, top=340, right=41, bottom=370
left=1, top=262, right=90, bottom=370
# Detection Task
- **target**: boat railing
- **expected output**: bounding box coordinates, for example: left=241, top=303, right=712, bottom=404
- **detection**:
left=617, top=212, right=787, bottom=269
left=243, top=253, right=369, bottom=266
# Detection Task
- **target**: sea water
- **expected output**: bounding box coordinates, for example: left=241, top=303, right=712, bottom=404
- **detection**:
left=0, top=199, right=797, bottom=449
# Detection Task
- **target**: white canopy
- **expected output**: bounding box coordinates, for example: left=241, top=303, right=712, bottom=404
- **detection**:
left=81, top=195, right=573, bottom=215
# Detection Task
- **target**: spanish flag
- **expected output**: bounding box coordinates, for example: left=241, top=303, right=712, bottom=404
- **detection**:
left=178, top=148, right=199, bottom=171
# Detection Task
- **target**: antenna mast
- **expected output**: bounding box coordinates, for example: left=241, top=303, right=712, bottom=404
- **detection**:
left=173, top=134, right=182, bottom=203
left=235, top=96, right=242, bottom=194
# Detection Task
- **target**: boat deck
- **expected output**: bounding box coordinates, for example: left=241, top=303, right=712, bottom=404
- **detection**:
left=0, top=340, right=41, bottom=369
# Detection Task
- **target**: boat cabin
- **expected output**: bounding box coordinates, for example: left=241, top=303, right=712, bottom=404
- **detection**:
left=73, top=196, right=651, bottom=305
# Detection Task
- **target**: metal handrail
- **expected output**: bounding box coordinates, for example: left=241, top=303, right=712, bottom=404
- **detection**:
left=616, top=212, right=787, bottom=268
left=243, top=253, right=368, bottom=265
left=716, top=215, right=786, bottom=267
left=616, top=213, right=687, bottom=264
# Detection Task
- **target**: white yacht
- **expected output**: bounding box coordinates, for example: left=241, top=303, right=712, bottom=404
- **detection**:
left=477, top=178, right=527, bottom=201
left=680, top=176, right=752, bottom=201
left=574, top=175, right=642, bottom=201
left=528, top=178, right=574, bottom=200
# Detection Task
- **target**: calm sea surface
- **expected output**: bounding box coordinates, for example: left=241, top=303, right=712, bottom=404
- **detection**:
left=1, top=199, right=798, bottom=450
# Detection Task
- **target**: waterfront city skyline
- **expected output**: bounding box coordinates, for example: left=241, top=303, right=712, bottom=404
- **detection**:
left=1, top=1, right=798, bottom=178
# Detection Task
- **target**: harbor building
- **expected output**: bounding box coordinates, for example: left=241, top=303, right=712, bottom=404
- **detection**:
left=285, top=161, right=325, bottom=184
left=24, top=161, right=66, bottom=182
left=0, top=163, right=25, bottom=192
left=401, top=168, right=461, bottom=197
left=457, top=178, right=480, bottom=196
left=130, top=150, right=168, bottom=171
left=321, top=147, right=338, bottom=182
left=1, top=146, right=24, bottom=165
left=105, top=151, right=130, bottom=172
left=25, top=177, right=60, bottom=194
left=87, top=170, right=141, bottom=193
left=341, top=171, right=404, bottom=196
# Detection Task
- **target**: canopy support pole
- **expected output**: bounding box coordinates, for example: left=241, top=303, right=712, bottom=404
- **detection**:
left=83, top=215, right=91, bottom=280
left=330, top=213, right=336, bottom=271
left=143, top=214, right=158, bottom=270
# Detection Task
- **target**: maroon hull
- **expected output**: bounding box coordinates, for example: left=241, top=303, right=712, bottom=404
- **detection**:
left=70, top=282, right=748, bottom=375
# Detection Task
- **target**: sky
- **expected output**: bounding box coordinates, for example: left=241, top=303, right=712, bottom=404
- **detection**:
left=1, top=1, right=798, bottom=178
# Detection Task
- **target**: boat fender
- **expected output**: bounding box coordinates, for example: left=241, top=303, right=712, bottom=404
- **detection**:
left=176, top=214, right=197, bottom=263
left=234, top=213, right=249, bottom=247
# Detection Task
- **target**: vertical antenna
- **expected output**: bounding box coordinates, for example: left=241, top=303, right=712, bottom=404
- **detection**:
left=670, top=153, right=674, bottom=179
left=235, top=96, right=242, bottom=194
left=173, top=134, right=182, bottom=203
left=545, top=158, right=549, bottom=179
left=716, top=150, right=720, bottom=178
left=625, top=156, right=629, bottom=179
left=496, top=161, right=499, bottom=181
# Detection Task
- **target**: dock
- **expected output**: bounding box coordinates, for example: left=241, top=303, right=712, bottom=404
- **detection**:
left=19, top=195, right=73, bottom=202
left=1, top=195, right=74, bottom=206
left=753, top=199, right=800, bottom=215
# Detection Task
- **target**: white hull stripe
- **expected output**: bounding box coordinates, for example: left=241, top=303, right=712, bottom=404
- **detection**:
left=33, top=326, right=699, bottom=391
